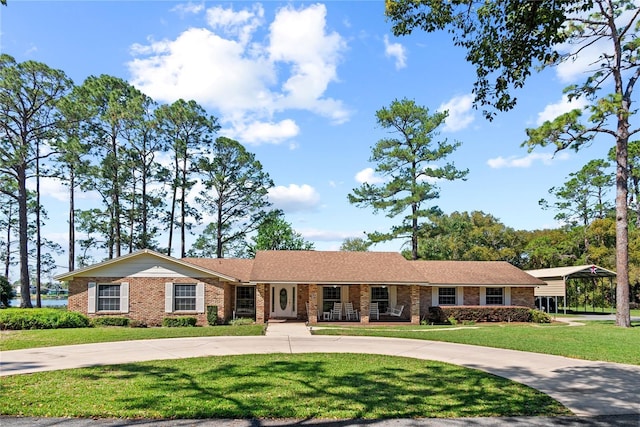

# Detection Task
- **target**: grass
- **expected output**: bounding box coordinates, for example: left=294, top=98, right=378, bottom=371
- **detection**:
left=0, top=353, right=570, bottom=419
left=313, top=321, right=640, bottom=365
left=0, top=324, right=265, bottom=351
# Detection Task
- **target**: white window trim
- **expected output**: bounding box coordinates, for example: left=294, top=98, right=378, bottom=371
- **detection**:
left=433, top=287, right=459, bottom=306
left=165, top=282, right=205, bottom=313
left=482, top=287, right=509, bottom=306
left=88, top=282, right=129, bottom=313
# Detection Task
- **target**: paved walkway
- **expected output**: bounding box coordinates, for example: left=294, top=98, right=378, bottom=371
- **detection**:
left=2, top=321, right=639, bottom=420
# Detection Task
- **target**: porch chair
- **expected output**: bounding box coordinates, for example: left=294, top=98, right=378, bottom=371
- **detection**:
left=345, top=302, right=359, bottom=321
left=369, top=302, right=379, bottom=320
left=389, top=305, right=404, bottom=317
left=331, top=302, right=343, bottom=320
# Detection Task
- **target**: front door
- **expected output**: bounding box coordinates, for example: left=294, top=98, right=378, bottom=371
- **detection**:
left=271, top=284, right=297, bottom=318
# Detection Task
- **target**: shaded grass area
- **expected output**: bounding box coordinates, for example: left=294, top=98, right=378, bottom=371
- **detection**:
left=313, top=321, right=640, bottom=365
left=0, top=325, right=265, bottom=351
left=0, top=353, right=570, bottom=419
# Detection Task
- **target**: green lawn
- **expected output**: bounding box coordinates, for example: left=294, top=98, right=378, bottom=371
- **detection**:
left=313, top=321, right=640, bottom=365
left=0, top=324, right=265, bottom=351
left=0, top=353, right=569, bottom=419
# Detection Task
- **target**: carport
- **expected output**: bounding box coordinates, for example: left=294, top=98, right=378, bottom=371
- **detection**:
left=526, top=265, right=617, bottom=314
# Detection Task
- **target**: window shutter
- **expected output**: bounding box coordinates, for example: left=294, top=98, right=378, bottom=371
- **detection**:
left=389, top=286, right=397, bottom=307
left=165, top=282, right=173, bottom=313
left=196, top=282, right=205, bottom=313
left=456, top=287, right=463, bottom=305
left=432, top=287, right=439, bottom=306
left=87, top=282, right=96, bottom=313
left=480, top=288, right=486, bottom=305
left=120, top=282, right=129, bottom=313
left=505, top=287, right=511, bottom=305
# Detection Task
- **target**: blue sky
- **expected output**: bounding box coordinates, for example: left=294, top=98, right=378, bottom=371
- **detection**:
left=1, top=1, right=614, bottom=278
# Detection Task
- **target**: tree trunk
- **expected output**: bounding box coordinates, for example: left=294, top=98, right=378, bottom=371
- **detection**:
left=180, top=157, right=188, bottom=258
left=68, top=167, right=75, bottom=272
left=615, top=135, right=631, bottom=327
left=5, top=202, right=13, bottom=279
left=35, top=144, right=42, bottom=308
left=17, top=164, right=31, bottom=308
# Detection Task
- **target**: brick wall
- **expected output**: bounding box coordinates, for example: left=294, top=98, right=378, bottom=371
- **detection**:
left=464, top=287, right=480, bottom=305
left=511, top=287, right=535, bottom=307
left=395, top=285, right=411, bottom=321
left=69, top=276, right=225, bottom=327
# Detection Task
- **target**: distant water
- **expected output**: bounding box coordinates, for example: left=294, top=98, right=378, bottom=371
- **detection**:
left=8, top=298, right=68, bottom=308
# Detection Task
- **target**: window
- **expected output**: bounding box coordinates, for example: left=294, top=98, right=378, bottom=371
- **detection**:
left=322, top=286, right=341, bottom=313
left=174, top=284, right=196, bottom=311
left=486, top=287, right=504, bottom=305
left=236, top=286, right=255, bottom=317
left=371, top=286, right=389, bottom=313
left=438, top=287, right=456, bottom=305
left=97, top=284, right=121, bottom=311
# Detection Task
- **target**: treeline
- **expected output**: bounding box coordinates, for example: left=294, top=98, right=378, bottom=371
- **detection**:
left=1, top=54, right=316, bottom=307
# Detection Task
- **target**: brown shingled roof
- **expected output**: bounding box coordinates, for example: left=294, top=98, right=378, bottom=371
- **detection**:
left=411, top=260, right=546, bottom=286
left=251, top=251, right=427, bottom=284
left=182, top=258, right=254, bottom=282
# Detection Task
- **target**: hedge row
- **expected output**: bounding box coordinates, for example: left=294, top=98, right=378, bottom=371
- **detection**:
left=0, top=308, right=90, bottom=330
left=428, top=306, right=548, bottom=323
left=162, top=317, right=197, bottom=327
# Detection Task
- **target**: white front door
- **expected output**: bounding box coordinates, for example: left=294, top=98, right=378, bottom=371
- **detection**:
left=272, top=284, right=297, bottom=318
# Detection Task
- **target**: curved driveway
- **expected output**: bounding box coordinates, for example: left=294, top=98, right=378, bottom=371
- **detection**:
left=1, top=323, right=639, bottom=419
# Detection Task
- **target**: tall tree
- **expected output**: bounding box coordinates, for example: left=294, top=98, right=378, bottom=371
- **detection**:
left=0, top=54, right=72, bottom=307
left=417, top=210, right=525, bottom=265
left=195, top=136, right=273, bottom=258
left=120, top=93, right=165, bottom=251
left=386, top=0, right=638, bottom=327
left=248, top=210, right=315, bottom=257
left=156, top=99, right=219, bottom=257
left=348, top=98, right=468, bottom=260
left=340, top=237, right=371, bottom=252
left=540, top=159, right=614, bottom=227
left=72, top=75, right=147, bottom=259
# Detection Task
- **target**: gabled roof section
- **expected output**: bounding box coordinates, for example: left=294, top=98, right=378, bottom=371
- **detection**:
left=250, top=251, right=427, bottom=284
left=183, top=258, right=254, bottom=283
left=54, top=249, right=240, bottom=282
left=412, top=260, right=546, bottom=286
left=526, top=265, right=616, bottom=280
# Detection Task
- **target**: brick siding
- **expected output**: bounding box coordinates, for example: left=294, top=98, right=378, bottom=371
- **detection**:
left=511, top=287, right=535, bottom=307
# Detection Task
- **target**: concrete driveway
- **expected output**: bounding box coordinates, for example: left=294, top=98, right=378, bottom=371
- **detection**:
left=1, top=322, right=639, bottom=420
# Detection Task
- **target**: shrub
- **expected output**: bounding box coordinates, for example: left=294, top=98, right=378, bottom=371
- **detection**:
left=447, top=315, right=458, bottom=326
left=429, top=306, right=532, bottom=324
left=0, top=276, right=16, bottom=307
left=162, top=317, right=197, bottom=327
left=530, top=309, right=552, bottom=324
left=128, top=320, right=147, bottom=328
left=207, top=305, right=218, bottom=326
left=91, top=317, right=130, bottom=327
left=0, top=308, right=90, bottom=330
left=229, top=317, right=254, bottom=326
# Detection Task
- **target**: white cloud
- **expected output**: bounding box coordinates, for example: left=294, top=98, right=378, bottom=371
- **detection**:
left=171, top=2, right=204, bottom=16
left=438, top=94, right=475, bottom=132
left=383, top=34, right=406, bottom=70
left=299, top=228, right=355, bottom=242
left=128, top=3, right=350, bottom=144
left=26, top=177, right=100, bottom=202
left=206, top=4, right=263, bottom=46
left=225, top=119, right=300, bottom=145
left=268, top=3, right=349, bottom=123
left=268, top=184, right=321, bottom=212
left=355, top=167, right=385, bottom=184
left=536, top=95, right=588, bottom=125
left=487, top=152, right=570, bottom=169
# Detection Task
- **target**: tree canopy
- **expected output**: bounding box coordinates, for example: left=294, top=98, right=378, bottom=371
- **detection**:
left=348, top=98, right=468, bottom=259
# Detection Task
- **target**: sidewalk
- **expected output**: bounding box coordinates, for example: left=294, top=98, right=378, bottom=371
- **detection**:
left=1, top=323, right=639, bottom=419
